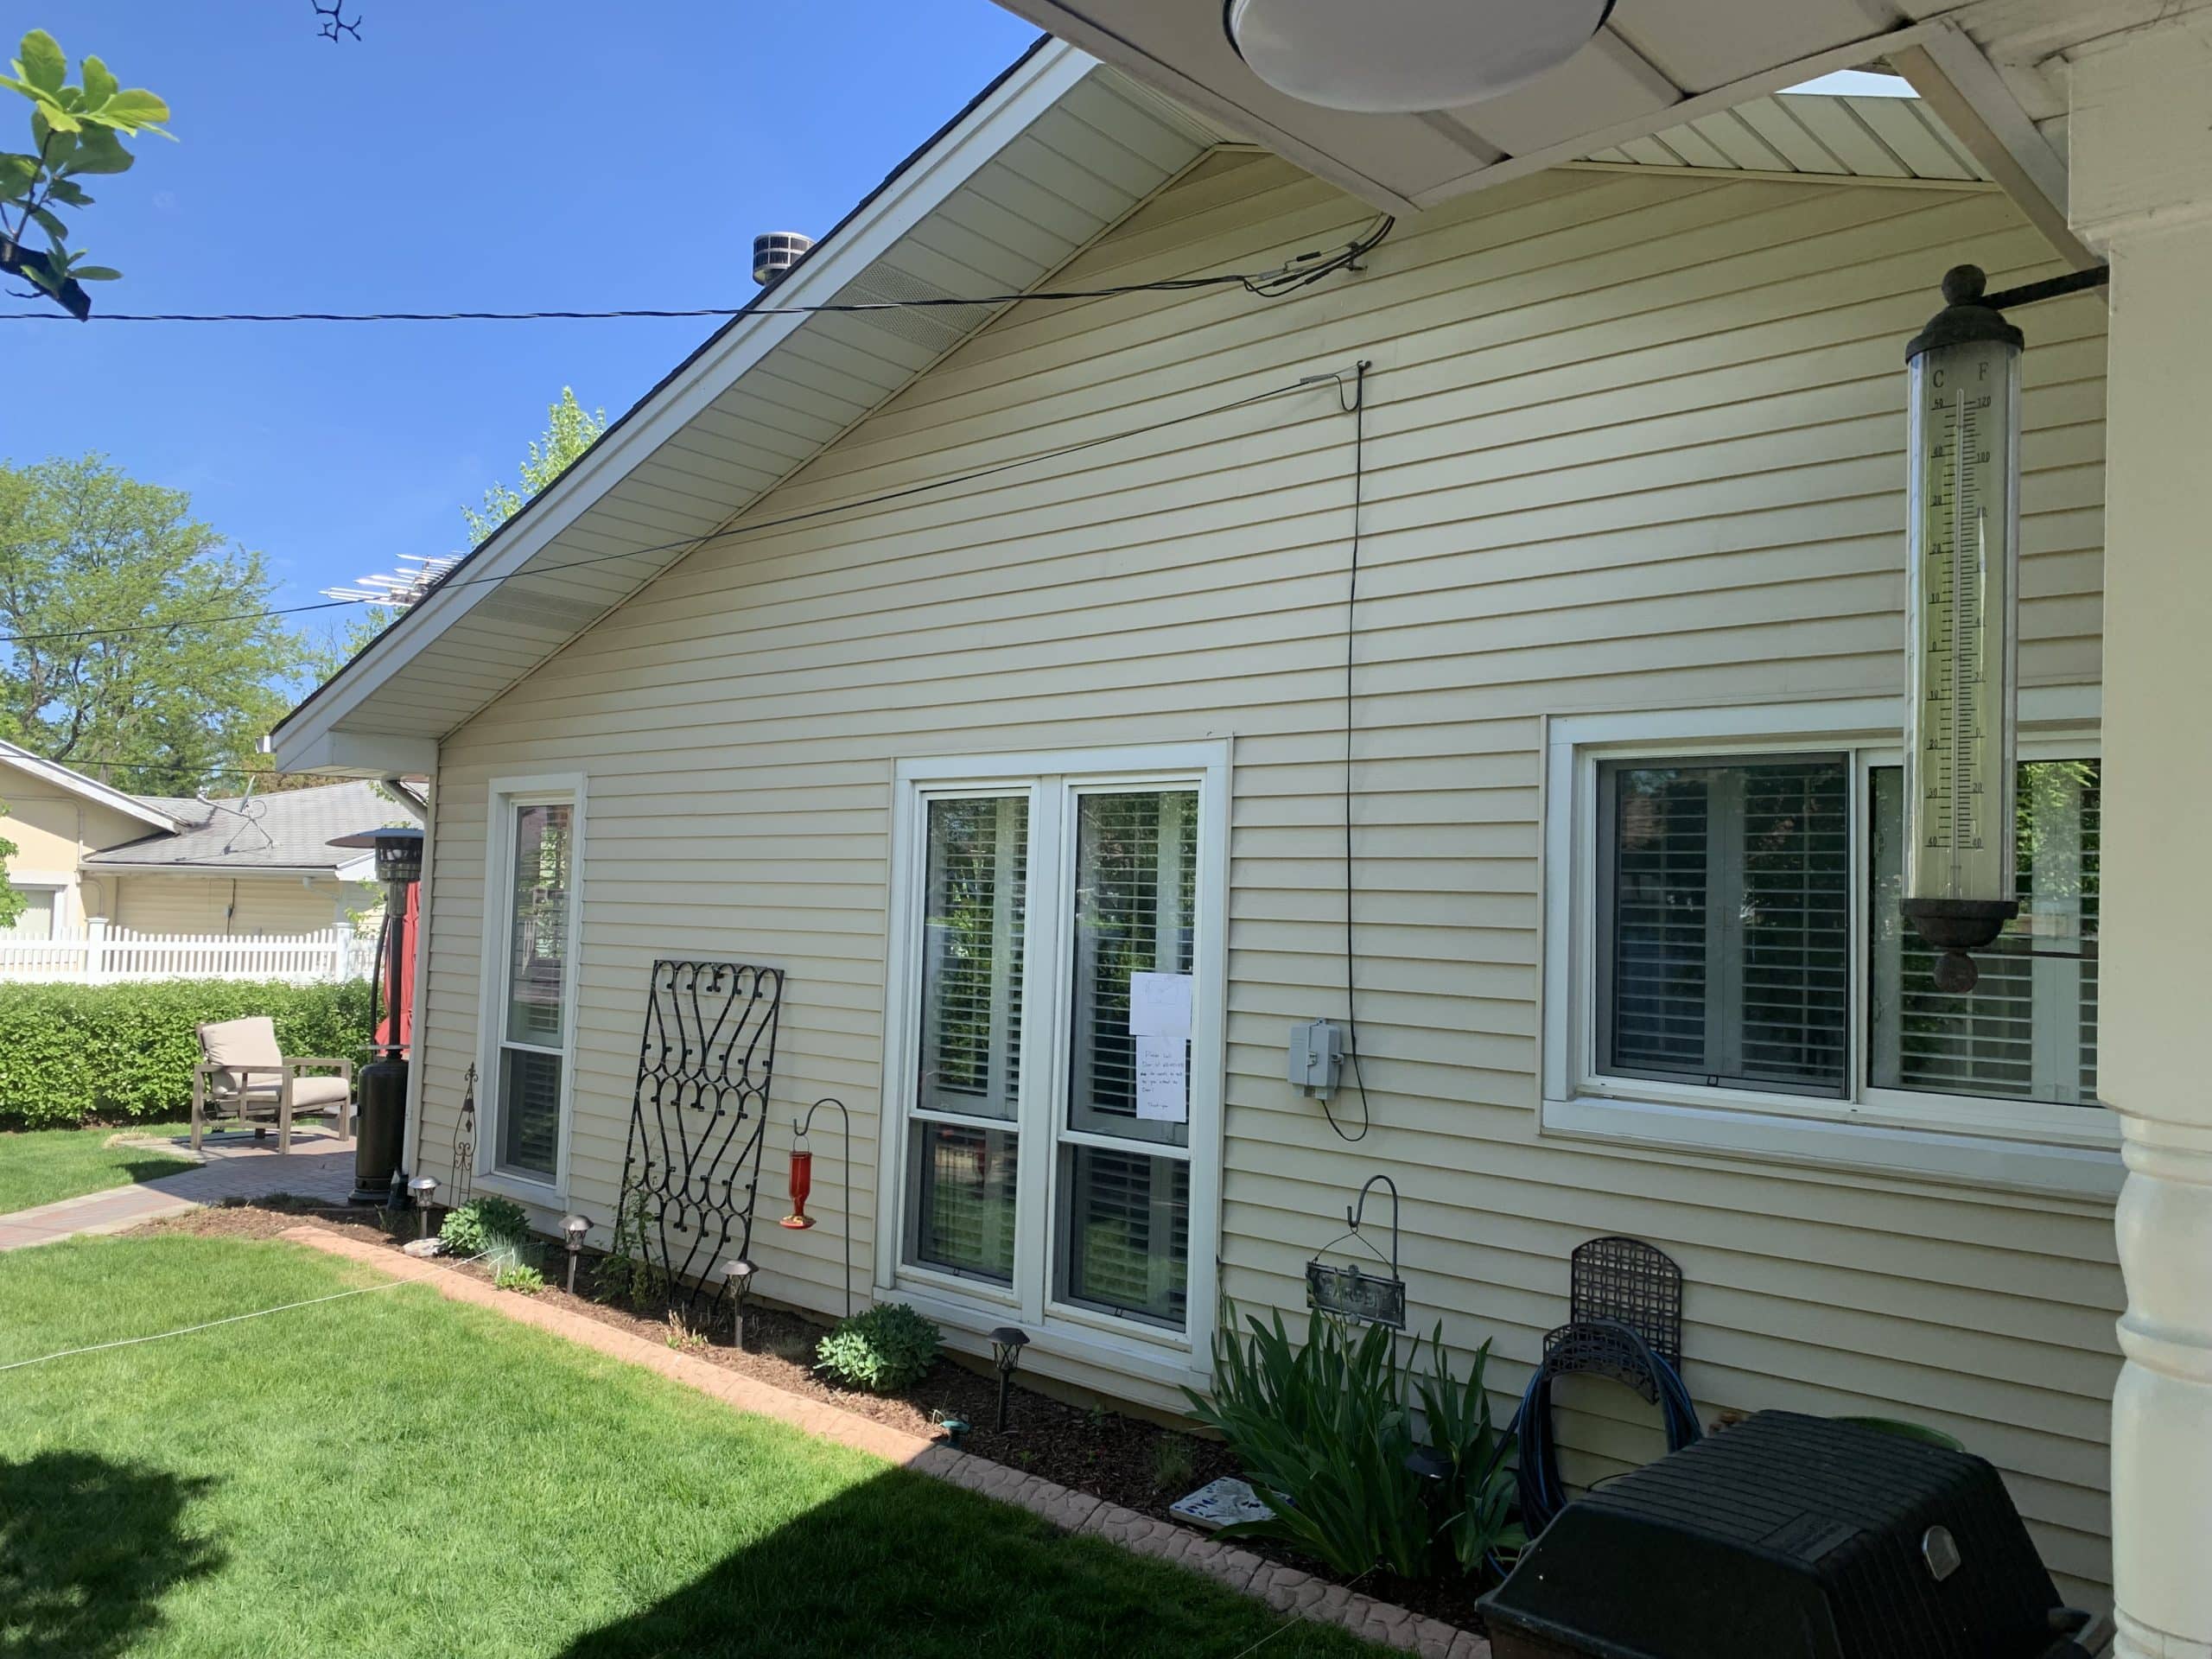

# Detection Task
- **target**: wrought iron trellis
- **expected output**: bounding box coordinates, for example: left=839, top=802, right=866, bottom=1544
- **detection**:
left=616, top=959, right=784, bottom=1314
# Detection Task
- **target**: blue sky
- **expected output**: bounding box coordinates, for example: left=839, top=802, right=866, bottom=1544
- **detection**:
left=3, top=0, right=1039, bottom=648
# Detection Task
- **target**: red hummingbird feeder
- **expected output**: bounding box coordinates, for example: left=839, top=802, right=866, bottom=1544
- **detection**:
left=780, top=1136, right=815, bottom=1230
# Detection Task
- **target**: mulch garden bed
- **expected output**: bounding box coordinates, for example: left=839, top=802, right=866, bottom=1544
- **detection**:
left=135, top=1196, right=1491, bottom=1632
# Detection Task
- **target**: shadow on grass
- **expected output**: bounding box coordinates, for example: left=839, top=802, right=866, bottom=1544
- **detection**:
left=0, top=1451, right=224, bottom=1659
left=116, top=1157, right=200, bottom=1186
left=552, top=1465, right=1360, bottom=1659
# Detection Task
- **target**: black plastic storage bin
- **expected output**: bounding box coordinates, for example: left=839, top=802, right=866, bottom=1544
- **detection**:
left=1479, top=1411, right=2071, bottom=1659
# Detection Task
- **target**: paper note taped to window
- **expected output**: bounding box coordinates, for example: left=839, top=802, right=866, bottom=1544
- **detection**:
left=1128, top=970, right=1192, bottom=1040
left=1135, top=1034, right=1189, bottom=1122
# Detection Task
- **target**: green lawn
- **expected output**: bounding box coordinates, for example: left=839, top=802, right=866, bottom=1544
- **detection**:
left=0, top=1123, right=195, bottom=1214
left=0, top=1235, right=1381, bottom=1659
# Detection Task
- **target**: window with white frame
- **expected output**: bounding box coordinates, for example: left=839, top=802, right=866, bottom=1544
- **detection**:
left=482, top=779, right=582, bottom=1187
left=1545, top=704, right=2108, bottom=1184
left=886, top=746, right=1224, bottom=1355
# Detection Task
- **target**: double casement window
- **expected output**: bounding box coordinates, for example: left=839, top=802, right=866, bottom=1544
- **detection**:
left=1545, top=702, right=2113, bottom=1193
left=883, top=746, right=1225, bottom=1363
left=479, top=775, right=585, bottom=1195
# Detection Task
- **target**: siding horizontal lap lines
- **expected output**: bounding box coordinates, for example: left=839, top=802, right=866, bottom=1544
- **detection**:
left=413, top=157, right=2117, bottom=1585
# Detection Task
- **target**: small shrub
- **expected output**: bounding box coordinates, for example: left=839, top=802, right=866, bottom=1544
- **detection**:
left=440, top=1195, right=531, bottom=1263
left=493, top=1262, right=545, bottom=1295
left=592, top=1192, right=662, bottom=1307
left=813, top=1302, right=940, bottom=1395
left=664, top=1312, right=708, bottom=1354
left=0, top=976, right=376, bottom=1129
left=1150, top=1436, right=1197, bottom=1493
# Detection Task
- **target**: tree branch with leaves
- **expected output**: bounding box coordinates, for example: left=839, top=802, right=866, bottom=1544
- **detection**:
left=0, top=29, right=171, bottom=317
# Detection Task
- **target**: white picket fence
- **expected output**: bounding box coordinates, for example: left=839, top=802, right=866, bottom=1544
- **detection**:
left=0, top=921, right=371, bottom=984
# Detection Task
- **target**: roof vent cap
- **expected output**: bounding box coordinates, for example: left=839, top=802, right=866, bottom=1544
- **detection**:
left=752, top=231, right=813, bottom=287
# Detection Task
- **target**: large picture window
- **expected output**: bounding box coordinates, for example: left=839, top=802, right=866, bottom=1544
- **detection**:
left=886, top=747, right=1224, bottom=1359
left=1546, top=703, right=2112, bottom=1194
left=481, top=779, right=582, bottom=1190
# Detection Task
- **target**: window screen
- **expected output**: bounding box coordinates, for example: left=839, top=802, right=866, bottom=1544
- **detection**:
left=1871, top=760, right=2099, bottom=1105
left=1600, top=757, right=1849, bottom=1096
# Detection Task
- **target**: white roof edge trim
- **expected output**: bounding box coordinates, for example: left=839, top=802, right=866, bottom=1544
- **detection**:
left=272, top=39, right=1102, bottom=772
left=0, top=739, right=179, bottom=834
left=81, top=860, right=369, bottom=880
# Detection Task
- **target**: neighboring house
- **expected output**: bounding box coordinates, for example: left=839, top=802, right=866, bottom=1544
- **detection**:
left=0, top=741, right=391, bottom=935
left=272, top=25, right=2201, bottom=1613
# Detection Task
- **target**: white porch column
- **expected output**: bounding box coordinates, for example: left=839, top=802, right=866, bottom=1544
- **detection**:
left=2068, top=19, right=2212, bottom=1657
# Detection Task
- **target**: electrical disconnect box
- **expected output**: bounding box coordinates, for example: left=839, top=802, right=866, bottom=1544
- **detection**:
left=1288, top=1019, right=1344, bottom=1099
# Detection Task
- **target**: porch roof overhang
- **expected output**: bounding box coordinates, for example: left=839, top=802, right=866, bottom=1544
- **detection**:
left=987, top=0, right=2115, bottom=260
left=270, top=40, right=1222, bottom=775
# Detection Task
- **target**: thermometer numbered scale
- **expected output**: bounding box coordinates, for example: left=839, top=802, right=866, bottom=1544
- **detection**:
left=1902, top=265, right=2024, bottom=993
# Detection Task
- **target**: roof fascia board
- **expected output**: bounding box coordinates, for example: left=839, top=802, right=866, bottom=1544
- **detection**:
left=1409, top=21, right=1944, bottom=207
left=85, top=861, right=356, bottom=879
left=0, top=741, right=178, bottom=833
left=269, top=730, right=439, bottom=779
left=272, top=40, right=1100, bottom=769
left=987, top=1, right=1422, bottom=212
left=1891, top=22, right=2099, bottom=268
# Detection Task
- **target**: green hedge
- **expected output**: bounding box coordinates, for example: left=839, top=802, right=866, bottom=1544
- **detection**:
left=0, top=977, right=376, bottom=1129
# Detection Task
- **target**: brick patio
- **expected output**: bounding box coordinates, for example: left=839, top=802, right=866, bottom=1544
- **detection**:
left=0, top=1128, right=359, bottom=1251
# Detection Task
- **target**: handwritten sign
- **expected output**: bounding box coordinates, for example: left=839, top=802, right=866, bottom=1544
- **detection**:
left=1135, top=1034, right=1189, bottom=1122
left=1128, top=970, right=1192, bottom=1040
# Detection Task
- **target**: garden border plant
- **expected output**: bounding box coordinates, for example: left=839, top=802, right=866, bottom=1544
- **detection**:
left=0, top=977, right=375, bottom=1128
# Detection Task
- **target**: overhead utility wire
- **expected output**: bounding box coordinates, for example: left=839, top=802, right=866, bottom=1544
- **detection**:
left=1, top=365, right=1362, bottom=696
left=3, top=218, right=1394, bottom=323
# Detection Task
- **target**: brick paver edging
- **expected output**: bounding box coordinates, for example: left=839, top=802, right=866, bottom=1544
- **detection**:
left=280, top=1225, right=1488, bottom=1658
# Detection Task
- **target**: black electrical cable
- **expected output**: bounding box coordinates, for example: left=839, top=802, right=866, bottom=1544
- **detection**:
left=1323, top=359, right=1375, bottom=1143
left=0, top=366, right=1352, bottom=651
left=1508, top=1319, right=1702, bottom=1537
left=1, top=217, right=1395, bottom=323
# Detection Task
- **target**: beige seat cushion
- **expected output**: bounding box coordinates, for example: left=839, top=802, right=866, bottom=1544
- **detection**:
left=200, top=1016, right=282, bottom=1081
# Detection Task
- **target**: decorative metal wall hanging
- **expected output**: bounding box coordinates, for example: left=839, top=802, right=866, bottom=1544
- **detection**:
left=1305, top=1173, right=1408, bottom=1329
left=615, top=960, right=784, bottom=1314
left=448, top=1063, right=478, bottom=1208
left=1540, top=1235, right=1684, bottom=1404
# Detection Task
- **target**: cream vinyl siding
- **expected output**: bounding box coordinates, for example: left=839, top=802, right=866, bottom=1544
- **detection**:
left=107, top=874, right=365, bottom=935
left=414, top=154, right=2116, bottom=1598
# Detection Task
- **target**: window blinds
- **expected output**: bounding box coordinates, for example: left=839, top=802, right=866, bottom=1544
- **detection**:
left=918, top=797, right=1027, bottom=1119
left=1602, top=759, right=1849, bottom=1096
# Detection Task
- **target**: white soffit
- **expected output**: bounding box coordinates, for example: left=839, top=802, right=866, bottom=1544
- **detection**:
left=274, top=40, right=1219, bottom=766
left=1582, top=91, right=1990, bottom=183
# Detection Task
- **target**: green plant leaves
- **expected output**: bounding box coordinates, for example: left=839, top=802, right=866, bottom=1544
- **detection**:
left=61, top=126, right=131, bottom=175
left=17, top=31, right=65, bottom=95
left=73, top=265, right=120, bottom=281
left=79, top=54, right=116, bottom=109
left=94, top=88, right=169, bottom=134
left=814, top=1302, right=942, bottom=1394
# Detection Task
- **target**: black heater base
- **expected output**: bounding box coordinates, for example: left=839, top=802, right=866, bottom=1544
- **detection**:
left=351, top=1053, right=409, bottom=1205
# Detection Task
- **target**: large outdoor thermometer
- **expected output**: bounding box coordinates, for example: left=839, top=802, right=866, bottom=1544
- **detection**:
left=1902, top=264, right=2024, bottom=992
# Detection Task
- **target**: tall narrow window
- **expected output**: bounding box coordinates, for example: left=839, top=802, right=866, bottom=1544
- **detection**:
left=1599, top=757, right=1849, bottom=1096
left=1057, top=789, right=1196, bottom=1328
left=495, top=799, right=574, bottom=1179
left=908, top=796, right=1026, bottom=1284
left=1871, top=760, right=2100, bottom=1105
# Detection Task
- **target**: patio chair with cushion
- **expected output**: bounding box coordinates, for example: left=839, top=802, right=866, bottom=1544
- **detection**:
left=192, top=1015, right=354, bottom=1154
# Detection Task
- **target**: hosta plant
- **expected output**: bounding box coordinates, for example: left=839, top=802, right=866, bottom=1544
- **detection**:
left=814, top=1302, right=940, bottom=1395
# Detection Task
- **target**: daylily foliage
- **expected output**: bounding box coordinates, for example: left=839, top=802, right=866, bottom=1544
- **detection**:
left=0, top=29, right=172, bottom=309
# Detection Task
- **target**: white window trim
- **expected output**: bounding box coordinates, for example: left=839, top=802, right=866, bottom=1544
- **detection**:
left=1540, top=691, right=2121, bottom=1202
left=875, top=741, right=1230, bottom=1381
left=474, top=772, right=588, bottom=1206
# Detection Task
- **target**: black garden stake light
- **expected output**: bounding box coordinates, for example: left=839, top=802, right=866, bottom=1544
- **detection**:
left=562, top=1215, right=591, bottom=1295
left=406, top=1174, right=438, bottom=1240
left=723, top=1259, right=757, bottom=1351
left=988, top=1326, right=1029, bottom=1432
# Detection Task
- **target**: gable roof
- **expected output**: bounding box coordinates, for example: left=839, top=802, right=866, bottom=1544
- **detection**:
left=83, top=779, right=393, bottom=879
left=271, top=39, right=1221, bottom=775
left=0, top=739, right=180, bottom=835
left=269, top=34, right=1997, bottom=777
